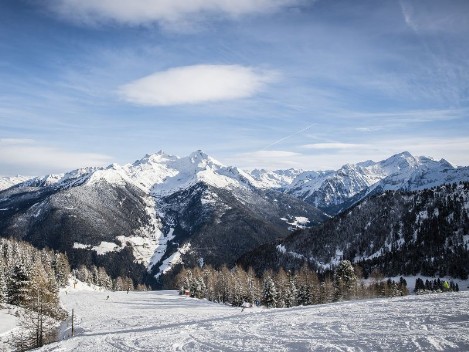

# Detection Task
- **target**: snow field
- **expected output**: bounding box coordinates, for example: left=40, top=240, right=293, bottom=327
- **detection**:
left=38, top=289, right=469, bottom=351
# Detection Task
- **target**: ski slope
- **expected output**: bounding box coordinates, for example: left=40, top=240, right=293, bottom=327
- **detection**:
left=38, top=289, right=469, bottom=351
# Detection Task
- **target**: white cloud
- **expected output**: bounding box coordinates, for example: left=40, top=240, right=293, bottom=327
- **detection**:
left=118, top=64, right=276, bottom=106
left=46, top=0, right=298, bottom=27
left=0, top=139, right=112, bottom=176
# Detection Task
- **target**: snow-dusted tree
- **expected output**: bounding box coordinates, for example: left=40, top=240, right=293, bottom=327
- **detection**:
left=319, top=276, right=334, bottom=304
left=97, top=267, right=113, bottom=290
left=334, top=260, right=357, bottom=301
left=274, top=268, right=292, bottom=308
left=203, top=265, right=217, bottom=301
left=114, top=276, right=126, bottom=291
left=8, top=262, right=31, bottom=306
left=246, top=267, right=261, bottom=306
left=262, top=273, right=277, bottom=308
left=91, top=266, right=100, bottom=286
left=175, top=267, right=192, bottom=295
left=296, top=263, right=319, bottom=305
left=76, top=265, right=91, bottom=284
left=284, top=271, right=297, bottom=308
left=12, top=257, right=66, bottom=350
left=230, top=265, right=247, bottom=306
left=214, top=265, right=230, bottom=303
left=0, top=255, right=8, bottom=305
left=53, top=252, right=71, bottom=287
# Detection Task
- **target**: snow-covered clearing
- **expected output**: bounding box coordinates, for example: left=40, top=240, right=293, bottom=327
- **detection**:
left=38, top=289, right=469, bottom=351
left=0, top=308, right=18, bottom=337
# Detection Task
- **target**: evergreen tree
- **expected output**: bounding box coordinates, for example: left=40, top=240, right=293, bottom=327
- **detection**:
left=334, top=260, right=357, bottom=301
left=8, top=263, right=30, bottom=306
left=0, top=256, right=7, bottom=305
left=53, top=253, right=71, bottom=287
left=262, top=274, right=277, bottom=308
left=284, top=271, right=297, bottom=308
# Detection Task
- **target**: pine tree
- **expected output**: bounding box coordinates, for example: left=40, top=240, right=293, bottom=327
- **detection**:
left=246, top=267, right=261, bottom=306
left=12, top=257, right=66, bottom=350
left=0, top=256, right=7, bottom=305
left=284, top=271, right=297, bottom=308
left=8, top=262, right=31, bottom=306
left=262, top=274, right=277, bottom=308
left=334, top=260, right=357, bottom=301
left=53, top=253, right=71, bottom=287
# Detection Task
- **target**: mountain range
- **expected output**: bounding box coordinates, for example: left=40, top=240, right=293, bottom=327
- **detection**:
left=0, top=150, right=468, bottom=286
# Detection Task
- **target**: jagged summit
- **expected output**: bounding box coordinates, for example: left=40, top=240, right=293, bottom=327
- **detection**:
left=132, top=150, right=176, bottom=166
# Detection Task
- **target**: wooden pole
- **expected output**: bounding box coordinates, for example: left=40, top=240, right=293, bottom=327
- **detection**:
left=71, top=309, right=74, bottom=337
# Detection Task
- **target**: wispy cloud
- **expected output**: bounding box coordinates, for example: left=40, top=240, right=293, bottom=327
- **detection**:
left=118, top=65, right=277, bottom=106
left=0, top=139, right=112, bottom=176
left=399, top=0, right=469, bottom=34
left=261, top=123, right=316, bottom=150
left=225, top=136, right=469, bottom=171
left=228, top=150, right=302, bottom=170
left=46, top=0, right=300, bottom=29
left=302, top=143, right=368, bottom=150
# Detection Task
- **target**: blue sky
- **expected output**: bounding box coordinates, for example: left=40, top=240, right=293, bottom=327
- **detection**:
left=1, top=0, right=468, bottom=175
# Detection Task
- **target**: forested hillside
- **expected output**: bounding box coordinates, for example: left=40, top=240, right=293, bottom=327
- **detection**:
left=239, top=183, right=469, bottom=279
left=0, top=238, right=141, bottom=350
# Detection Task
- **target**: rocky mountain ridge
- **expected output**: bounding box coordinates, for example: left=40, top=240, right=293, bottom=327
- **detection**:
left=0, top=150, right=326, bottom=286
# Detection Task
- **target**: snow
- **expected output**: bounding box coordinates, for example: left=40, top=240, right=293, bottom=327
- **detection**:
left=155, top=243, right=192, bottom=279
left=276, top=244, right=305, bottom=260
left=148, top=228, right=175, bottom=271
left=91, top=241, right=120, bottom=255
left=73, top=234, right=163, bottom=267
left=73, top=242, right=91, bottom=250
left=0, top=309, right=18, bottom=336
left=280, top=216, right=311, bottom=229
left=0, top=175, right=32, bottom=191
left=276, top=244, right=286, bottom=254
left=463, top=235, right=469, bottom=246
left=283, top=151, right=469, bottom=209
left=0, top=307, right=19, bottom=351
left=248, top=168, right=303, bottom=189
left=37, top=290, right=469, bottom=351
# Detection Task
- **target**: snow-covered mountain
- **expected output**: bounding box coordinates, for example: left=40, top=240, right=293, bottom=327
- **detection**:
left=273, top=151, right=469, bottom=215
left=0, top=150, right=326, bottom=286
left=0, top=175, right=32, bottom=191
left=248, top=168, right=304, bottom=189
left=239, top=182, right=469, bottom=279
left=1, top=150, right=468, bottom=286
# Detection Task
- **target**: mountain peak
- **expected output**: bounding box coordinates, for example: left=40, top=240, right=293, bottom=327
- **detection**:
left=133, top=151, right=175, bottom=166
left=398, top=151, right=413, bottom=157
left=189, top=149, right=209, bottom=160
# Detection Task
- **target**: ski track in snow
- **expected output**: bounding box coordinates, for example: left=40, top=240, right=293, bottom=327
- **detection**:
left=38, top=290, right=469, bottom=352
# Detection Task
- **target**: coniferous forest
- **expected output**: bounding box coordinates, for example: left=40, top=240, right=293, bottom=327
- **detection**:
left=176, top=261, right=460, bottom=308
left=176, top=261, right=410, bottom=308
left=0, top=238, right=144, bottom=350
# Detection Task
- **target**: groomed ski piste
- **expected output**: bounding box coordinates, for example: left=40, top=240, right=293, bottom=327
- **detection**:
left=29, top=283, right=469, bottom=352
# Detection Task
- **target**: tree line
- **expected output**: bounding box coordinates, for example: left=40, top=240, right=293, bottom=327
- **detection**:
left=0, top=238, right=69, bottom=350
left=176, top=260, right=410, bottom=308
left=0, top=238, right=146, bottom=351
left=414, top=277, right=459, bottom=293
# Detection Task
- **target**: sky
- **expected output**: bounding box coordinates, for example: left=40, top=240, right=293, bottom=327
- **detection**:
left=1, top=0, right=469, bottom=176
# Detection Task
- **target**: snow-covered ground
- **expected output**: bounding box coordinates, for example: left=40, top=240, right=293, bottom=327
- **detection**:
left=37, top=289, right=469, bottom=351
left=0, top=307, right=19, bottom=351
